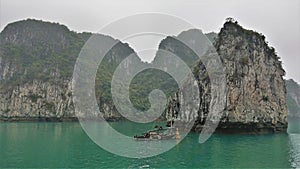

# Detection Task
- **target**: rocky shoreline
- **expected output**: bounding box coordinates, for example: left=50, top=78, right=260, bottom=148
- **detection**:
left=165, top=20, right=288, bottom=133
left=0, top=117, right=78, bottom=122
left=0, top=117, right=288, bottom=134
left=0, top=116, right=124, bottom=122
left=0, top=19, right=289, bottom=135
left=193, top=122, right=287, bottom=134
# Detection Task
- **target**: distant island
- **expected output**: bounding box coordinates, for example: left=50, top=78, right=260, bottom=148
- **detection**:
left=286, top=79, right=300, bottom=119
left=0, top=18, right=297, bottom=133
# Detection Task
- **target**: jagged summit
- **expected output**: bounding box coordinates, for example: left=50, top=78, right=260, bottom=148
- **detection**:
left=0, top=19, right=289, bottom=132
left=0, top=19, right=138, bottom=120
left=155, top=29, right=215, bottom=67
left=0, top=19, right=73, bottom=48
left=217, top=19, right=285, bottom=75
left=166, top=19, right=288, bottom=133
left=177, top=28, right=203, bottom=38
left=1, top=19, right=70, bottom=32
left=176, top=29, right=217, bottom=43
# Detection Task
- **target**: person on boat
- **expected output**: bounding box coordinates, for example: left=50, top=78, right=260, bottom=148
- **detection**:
left=143, top=132, right=150, bottom=138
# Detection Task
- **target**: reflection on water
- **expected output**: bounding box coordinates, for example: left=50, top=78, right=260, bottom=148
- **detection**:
left=289, top=118, right=300, bottom=168
left=288, top=117, right=300, bottom=134
left=0, top=122, right=299, bottom=168
left=289, top=134, right=300, bottom=168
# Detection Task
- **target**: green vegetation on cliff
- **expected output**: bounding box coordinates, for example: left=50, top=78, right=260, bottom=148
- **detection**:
left=0, top=18, right=290, bottom=128
left=0, top=19, right=91, bottom=84
left=0, top=19, right=183, bottom=117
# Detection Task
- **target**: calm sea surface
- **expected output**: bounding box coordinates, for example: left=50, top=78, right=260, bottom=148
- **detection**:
left=0, top=121, right=300, bottom=168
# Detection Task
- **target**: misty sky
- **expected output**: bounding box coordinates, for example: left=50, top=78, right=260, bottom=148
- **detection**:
left=0, top=0, right=299, bottom=82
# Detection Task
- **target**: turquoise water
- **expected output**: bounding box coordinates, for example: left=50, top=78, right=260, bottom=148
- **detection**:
left=0, top=122, right=299, bottom=168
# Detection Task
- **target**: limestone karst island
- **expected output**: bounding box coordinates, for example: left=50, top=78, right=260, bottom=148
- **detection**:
left=0, top=15, right=299, bottom=169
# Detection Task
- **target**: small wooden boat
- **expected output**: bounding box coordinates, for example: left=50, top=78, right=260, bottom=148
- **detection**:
left=134, top=126, right=177, bottom=141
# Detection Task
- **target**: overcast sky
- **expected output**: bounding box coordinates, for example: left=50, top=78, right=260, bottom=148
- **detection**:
left=0, top=0, right=299, bottom=82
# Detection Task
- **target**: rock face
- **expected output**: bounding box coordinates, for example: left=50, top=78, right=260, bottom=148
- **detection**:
left=0, top=19, right=289, bottom=133
left=0, top=20, right=74, bottom=120
left=0, top=79, right=74, bottom=119
left=166, top=20, right=288, bottom=133
left=0, top=19, right=211, bottom=121
left=0, top=19, right=132, bottom=121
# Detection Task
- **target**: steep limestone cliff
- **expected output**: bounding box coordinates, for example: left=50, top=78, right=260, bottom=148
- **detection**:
left=166, top=20, right=288, bottom=133
left=0, top=19, right=132, bottom=121
left=0, top=19, right=289, bottom=132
